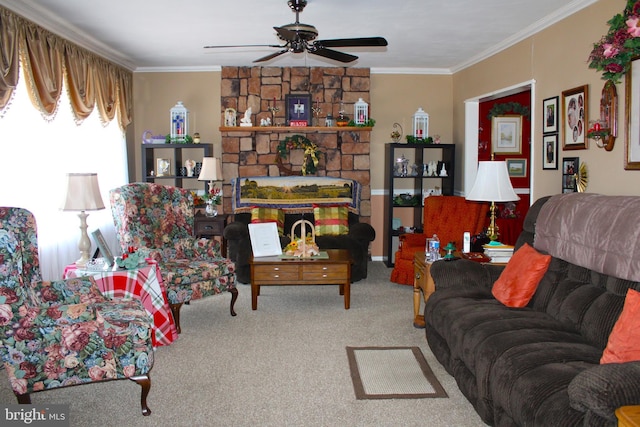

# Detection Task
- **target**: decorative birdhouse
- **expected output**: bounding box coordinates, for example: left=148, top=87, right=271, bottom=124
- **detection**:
left=354, top=98, right=369, bottom=125
left=413, top=107, right=429, bottom=139
left=170, top=101, right=189, bottom=142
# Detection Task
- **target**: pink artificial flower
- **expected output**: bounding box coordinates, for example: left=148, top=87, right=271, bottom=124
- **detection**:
left=627, top=16, right=640, bottom=37
left=606, top=63, right=625, bottom=73
left=603, top=43, right=620, bottom=58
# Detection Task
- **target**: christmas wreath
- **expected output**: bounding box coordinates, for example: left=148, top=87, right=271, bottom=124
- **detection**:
left=276, top=134, right=321, bottom=176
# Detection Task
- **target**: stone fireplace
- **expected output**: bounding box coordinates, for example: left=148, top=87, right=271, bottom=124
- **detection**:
left=220, top=66, right=371, bottom=222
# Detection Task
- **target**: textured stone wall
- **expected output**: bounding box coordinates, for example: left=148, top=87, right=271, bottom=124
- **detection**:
left=220, top=66, right=371, bottom=221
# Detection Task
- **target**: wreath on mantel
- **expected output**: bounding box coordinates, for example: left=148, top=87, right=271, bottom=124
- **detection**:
left=276, top=134, right=321, bottom=176
left=487, top=102, right=530, bottom=120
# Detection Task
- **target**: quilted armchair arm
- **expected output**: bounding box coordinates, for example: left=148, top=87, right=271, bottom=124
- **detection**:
left=568, top=362, right=640, bottom=422
left=30, top=277, right=106, bottom=306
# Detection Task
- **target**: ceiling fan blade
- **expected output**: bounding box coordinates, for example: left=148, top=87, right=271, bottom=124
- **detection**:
left=253, top=49, right=289, bottom=63
left=274, top=26, right=298, bottom=41
left=309, top=47, right=358, bottom=63
left=315, top=37, right=388, bottom=48
left=204, top=44, right=283, bottom=49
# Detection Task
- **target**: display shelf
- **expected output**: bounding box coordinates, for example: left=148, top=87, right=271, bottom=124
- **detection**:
left=383, top=142, right=455, bottom=267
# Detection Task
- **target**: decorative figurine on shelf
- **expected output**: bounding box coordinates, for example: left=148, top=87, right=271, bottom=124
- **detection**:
left=224, top=108, right=237, bottom=127
left=240, top=107, right=252, bottom=127
left=439, top=163, right=448, bottom=177
left=260, top=117, right=272, bottom=126
left=185, top=159, right=196, bottom=177
left=193, top=132, right=201, bottom=143
left=428, top=160, right=438, bottom=177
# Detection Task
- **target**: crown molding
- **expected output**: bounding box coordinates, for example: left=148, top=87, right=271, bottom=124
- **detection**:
left=450, top=0, right=599, bottom=73
left=134, top=65, right=222, bottom=73
left=371, top=67, right=452, bottom=75
left=0, top=0, right=136, bottom=71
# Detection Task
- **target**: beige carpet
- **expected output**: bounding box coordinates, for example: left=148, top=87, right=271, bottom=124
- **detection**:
left=0, top=262, right=487, bottom=427
left=347, top=346, right=448, bottom=399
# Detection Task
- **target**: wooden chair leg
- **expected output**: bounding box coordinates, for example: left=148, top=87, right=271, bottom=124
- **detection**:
left=130, top=375, right=152, bottom=416
left=16, top=393, right=31, bottom=404
left=229, top=288, right=238, bottom=316
left=170, top=303, right=183, bottom=334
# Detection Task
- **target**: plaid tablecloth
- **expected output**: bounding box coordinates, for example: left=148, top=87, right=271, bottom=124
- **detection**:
left=64, top=262, right=178, bottom=347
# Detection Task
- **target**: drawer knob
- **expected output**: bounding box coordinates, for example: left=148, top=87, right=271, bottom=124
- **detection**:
left=274, top=274, right=280, bottom=278
left=322, top=266, right=328, bottom=270
left=322, top=274, right=327, bottom=278
left=274, top=267, right=280, bottom=271
left=415, top=273, right=421, bottom=279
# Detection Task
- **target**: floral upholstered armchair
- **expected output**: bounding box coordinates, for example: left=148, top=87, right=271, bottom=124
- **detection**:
left=0, top=207, right=154, bottom=415
left=109, top=183, right=237, bottom=333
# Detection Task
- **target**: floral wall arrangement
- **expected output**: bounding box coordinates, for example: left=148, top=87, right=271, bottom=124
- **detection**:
left=589, top=0, right=640, bottom=82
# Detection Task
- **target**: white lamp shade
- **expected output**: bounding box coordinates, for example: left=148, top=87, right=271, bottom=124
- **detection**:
left=198, top=157, right=223, bottom=181
left=60, top=173, right=105, bottom=211
left=466, top=161, right=520, bottom=202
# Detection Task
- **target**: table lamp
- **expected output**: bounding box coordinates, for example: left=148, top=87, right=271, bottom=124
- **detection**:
left=198, top=157, right=223, bottom=191
left=61, top=173, right=105, bottom=267
left=465, top=161, right=519, bottom=245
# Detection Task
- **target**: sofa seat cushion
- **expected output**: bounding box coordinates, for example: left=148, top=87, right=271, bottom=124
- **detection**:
left=160, top=258, right=236, bottom=304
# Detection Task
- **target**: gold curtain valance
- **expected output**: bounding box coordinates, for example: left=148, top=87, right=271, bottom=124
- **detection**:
left=0, top=6, right=132, bottom=129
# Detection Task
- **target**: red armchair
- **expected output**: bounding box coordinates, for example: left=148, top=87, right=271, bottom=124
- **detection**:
left=390, top=196, right=489, bottom=285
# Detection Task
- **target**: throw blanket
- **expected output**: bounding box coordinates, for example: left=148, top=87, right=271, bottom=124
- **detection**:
left=534, top=193, right=640, bottom=282
left=231, top=176, right=361, bottom=214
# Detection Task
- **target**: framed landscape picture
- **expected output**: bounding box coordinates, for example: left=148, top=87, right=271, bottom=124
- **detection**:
left=562, top=85, right=588, bottom=150
left=492, top=115, right=522, bottom=154
left=506, top=158, right=527, bottom=177
left=542, top=134, right=558, bottom=170
left=543, top=96, right=559, bottom=134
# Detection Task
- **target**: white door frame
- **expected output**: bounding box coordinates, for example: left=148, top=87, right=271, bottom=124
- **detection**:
left=463, top=80, right=536, bottom=204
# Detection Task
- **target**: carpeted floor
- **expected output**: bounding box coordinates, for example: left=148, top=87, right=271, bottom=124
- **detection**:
left=0, top=262, right=487, bottom=427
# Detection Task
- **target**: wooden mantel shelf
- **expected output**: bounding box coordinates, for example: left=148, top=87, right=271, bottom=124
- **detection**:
left=219, top=126, right=372, bottom=133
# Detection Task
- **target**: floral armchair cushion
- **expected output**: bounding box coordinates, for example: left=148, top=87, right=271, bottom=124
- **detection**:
left=0, top=207, right=154, bottom=413
left=109, top=183, right=195, bottom=251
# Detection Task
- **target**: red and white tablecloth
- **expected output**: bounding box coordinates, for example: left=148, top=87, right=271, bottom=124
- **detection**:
left=64, top=262, right=178, bottom=347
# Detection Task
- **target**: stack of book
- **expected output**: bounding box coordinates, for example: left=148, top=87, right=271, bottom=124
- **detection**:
left=482, top=244, right=515, bottom=264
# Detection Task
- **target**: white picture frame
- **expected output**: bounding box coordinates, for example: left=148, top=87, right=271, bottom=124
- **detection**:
left=248, top=222, right=282, bottom=257
left=492, top=115, right=522, bottom=154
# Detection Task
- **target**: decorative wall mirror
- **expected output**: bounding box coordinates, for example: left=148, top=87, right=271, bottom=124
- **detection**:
left=599, top=80, right=617, bottom=151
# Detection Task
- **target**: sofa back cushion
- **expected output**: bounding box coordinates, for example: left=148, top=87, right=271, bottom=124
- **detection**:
left=534, top=193, right=640, bottom=283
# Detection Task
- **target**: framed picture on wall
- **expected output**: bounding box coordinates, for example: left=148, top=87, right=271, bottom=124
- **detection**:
left=562, top=157, right=579, bottom=193
left=625, top=58, right=640, bottom=169
left=506, top=159, right=527, bottom=177
left=156, top=158, right=171, bottom=177
left=285, top=94, right=311, bottom=126
left=492, top=115, right=522, bottom=154
left=562, top=85, right=588, bottom=150
left=542, top=134, right=558, bottom=170
left=542, top=96, right=559, bottom=134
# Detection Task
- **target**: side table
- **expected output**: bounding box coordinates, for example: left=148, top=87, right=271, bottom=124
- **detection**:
left=413, top=251, right=435, bottom=328
left=194, top=213, right=229, bottom=257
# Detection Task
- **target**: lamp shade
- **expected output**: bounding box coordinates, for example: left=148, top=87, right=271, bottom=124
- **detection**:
left=198, top=157, right=223, bottom=181
left=60, top=173, right=105, bottom=211
left=466, top=161, right=520, bottom=202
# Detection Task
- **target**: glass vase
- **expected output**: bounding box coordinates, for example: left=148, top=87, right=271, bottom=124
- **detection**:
left=205, top=200, right=218, bottom=217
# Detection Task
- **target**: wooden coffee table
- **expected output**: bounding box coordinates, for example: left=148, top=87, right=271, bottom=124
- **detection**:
left=249, top=249, right=352, bottom=310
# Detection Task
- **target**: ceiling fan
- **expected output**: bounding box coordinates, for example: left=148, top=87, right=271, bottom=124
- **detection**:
left=204, top=0, right=388, bottom=63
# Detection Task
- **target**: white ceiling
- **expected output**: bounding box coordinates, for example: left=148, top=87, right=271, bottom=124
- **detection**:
left=2, top=0, right=597, bottom=72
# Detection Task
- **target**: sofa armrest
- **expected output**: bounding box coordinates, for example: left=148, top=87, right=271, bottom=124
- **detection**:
left=568, top=362, right=640, bottom=422
left=349, top=222, right=376, bottom=243
left=429, top=259, right=502, bottom=291
left=223, top=221, right=249, bottom=241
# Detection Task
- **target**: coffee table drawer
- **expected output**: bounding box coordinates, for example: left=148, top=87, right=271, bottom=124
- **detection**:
left=253, top=265, right=300, bottom=282
left=303, top=264, right=349, bottom=280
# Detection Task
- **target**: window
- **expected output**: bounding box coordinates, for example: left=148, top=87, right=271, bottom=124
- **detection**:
left=0, top=70, right=128, bottom=280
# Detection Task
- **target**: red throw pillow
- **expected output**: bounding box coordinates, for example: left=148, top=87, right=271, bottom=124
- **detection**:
left=491, top=243, right=551, bottom=308
left=601, top=288, right=640, bottom=364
